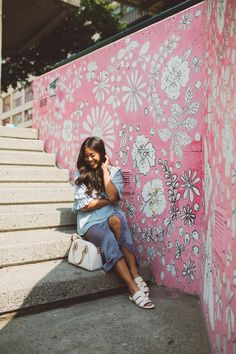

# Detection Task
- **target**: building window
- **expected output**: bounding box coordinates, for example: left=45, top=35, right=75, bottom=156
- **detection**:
left=13, top=90, right=22, bottom=108
left=12, top=112, right=22, bottom=125
left=2, top=95, right=11, bottom=112
left=25, top=83, right=33, bottom=103
left=2, top=117, right=11, bottom=126
left=24, top=108, right=33, bottom=121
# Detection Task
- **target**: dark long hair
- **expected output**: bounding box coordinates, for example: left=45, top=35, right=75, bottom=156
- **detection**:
left=75, top=137, right=106, bottom=196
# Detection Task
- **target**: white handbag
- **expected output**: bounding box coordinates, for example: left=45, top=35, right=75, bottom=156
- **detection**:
left=68, top=234, right=103, bottom=271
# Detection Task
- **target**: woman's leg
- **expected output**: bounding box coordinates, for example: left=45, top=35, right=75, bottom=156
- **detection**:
left=108, top=215, right=121, bottom=241
left=121, top=246, right=139, bottom=279
left=114, top=257, right=139, bottom=295
left=115, top=257, right=155, bottom=309
left=111, top=213, right=140, bottom=278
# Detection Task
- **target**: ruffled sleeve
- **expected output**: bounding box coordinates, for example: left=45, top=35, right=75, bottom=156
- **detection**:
left=72, top=183, right=94, bottom=213
left=72, top=170, right=93, bottom=213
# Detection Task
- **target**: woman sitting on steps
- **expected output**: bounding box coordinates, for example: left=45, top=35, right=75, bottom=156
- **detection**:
left=72, top=136, right=155, bottom=309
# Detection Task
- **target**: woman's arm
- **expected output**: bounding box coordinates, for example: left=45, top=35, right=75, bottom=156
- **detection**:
left=102, top=156, right=120, bottom=202
left=80, top=198, right=111, bottom=211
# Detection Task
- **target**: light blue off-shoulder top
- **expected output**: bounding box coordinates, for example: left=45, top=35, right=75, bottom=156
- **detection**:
left=72, top=166, right=124, bottom=235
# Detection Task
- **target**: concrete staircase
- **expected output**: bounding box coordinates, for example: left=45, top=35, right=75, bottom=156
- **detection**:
left=0, top=127, right=150, bottom=315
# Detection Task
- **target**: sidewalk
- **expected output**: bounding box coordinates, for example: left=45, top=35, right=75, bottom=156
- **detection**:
left=0, top=285, right=211, bottom=354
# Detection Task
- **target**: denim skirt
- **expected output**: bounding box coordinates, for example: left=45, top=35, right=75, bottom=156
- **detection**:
left=83, top=212, right=137, bottom=272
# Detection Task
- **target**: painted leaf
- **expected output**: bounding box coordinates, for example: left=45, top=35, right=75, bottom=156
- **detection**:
left=173, top=141, right=183, bottom=159
left=168, top=116, right=179, bottom=129
left=139, top=41, right=150, bottom=57
left=182, top=117, right=197, bottom=130
left=117, top=48, right=126, bottom=59
left=185, top=87, right=193, bottom=103
left=159, top=128, right=172, bottom=141
left=127, top=40, right=139, bottom=50
left=188, top=101, right=200, bottom=115
left=176, top=131, right=192, bottom=146
left=171, top=103, right=183, bottom=116
left=183, top=48, right=192, bottom=61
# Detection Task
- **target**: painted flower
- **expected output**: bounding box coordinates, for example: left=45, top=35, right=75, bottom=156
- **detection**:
left=161, top=55, right=190, bottom=99
left=65, top=83, right=75, bottom=103
left=182, top=259, right=196, bottom=284
left=147, top=246, right=155, bottom=261
left=81, top=106, right=116, bottom=156
left=132, top=135, right=156, bottom=175
left=137, top=244, right=143, bottom=254
left=157, top=248, right=165, bottom=266
left=124, top=200, right=135, bottom=217
left=175, top=241, right=185, bottom=259
left=179, top=13, right=192, bottom=30
left=138, top=226, right=151, bottom=242
left=74, top=102, right=85, bottom=119
left=106, top=86, right=121, bottom=109
left=86, top=61, right=98, bottom=82
left=141, top=179, right=166, bottom=217
left=133, top=173, right=141, bottom=188
left=54, top=93, right=65, bottom=120
left=169, top=204, right=181, bottom=221
left=192, top=56, right=201, bottom=73
left=93, top=71, right=110, bottom=103
left=73, top=67, right=83, bottom=88
left=180, top=169, right=200, bottom=203
left=148, top=89, right=163, bottom=122
left=181, top=204, right=196, bottom=226
left=62, top=120, right=73, bottom=143
left=166, top=262, right=177, bottom=277
left=122, top=70, right=146, bottom=112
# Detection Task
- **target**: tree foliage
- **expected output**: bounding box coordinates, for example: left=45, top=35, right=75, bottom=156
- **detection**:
left=1, top=0, right=125, bottom=92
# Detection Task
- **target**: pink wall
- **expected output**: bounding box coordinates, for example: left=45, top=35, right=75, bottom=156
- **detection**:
left=33, top=3, right=205, bottom=296
left=202, top=0, right=236, bottom=352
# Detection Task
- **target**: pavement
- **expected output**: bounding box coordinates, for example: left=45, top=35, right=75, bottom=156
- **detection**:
left=0, top=285, right=212, bottom=354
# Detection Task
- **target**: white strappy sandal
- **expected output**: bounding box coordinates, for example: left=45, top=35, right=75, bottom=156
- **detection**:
left=129, top=290, right=155, bottom=309
left=134, top=276, right=150, bottom=297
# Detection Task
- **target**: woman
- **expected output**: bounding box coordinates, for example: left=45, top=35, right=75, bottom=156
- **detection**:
left=72, top=137, right=155, bottom=309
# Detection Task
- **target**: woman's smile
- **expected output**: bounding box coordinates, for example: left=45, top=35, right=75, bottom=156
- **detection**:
left=84, top=147, right=100, bottom=169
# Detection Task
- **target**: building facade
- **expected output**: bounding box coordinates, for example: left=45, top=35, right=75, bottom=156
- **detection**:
left=0, top=82, right=33, bottom=127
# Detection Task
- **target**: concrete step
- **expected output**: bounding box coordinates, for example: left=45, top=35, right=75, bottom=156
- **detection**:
left=0, top=203, right=76, bottom=232
left=0, top=260, right=150, bottom=314
left=0, top=185, right=74, bottom=204
left=0, top=150, right=55, bottom=166
left=0, top=166, right=69, bottom=182
left=0, top=227, right=75, bottom=267
left=0, top=126, right=38, bottom=140
left=0, top=137, right=44, bottom=151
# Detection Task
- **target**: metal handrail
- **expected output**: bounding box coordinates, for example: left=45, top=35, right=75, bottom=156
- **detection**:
left=52, top=0, right=203, bottom=70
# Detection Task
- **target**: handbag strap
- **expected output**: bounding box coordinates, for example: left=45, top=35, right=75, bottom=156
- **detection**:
left=72, top=243, right=88, bottom=265
left=71, top=233, right=83, bottom=242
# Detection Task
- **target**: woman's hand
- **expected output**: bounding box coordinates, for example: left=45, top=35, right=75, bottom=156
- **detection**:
left=102, top=156, right=119, bottom=202
left=102, top=155, right=109, bottom=171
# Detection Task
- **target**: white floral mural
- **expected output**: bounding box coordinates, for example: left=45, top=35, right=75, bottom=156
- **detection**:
left=33, top=3, right=205, bottom=301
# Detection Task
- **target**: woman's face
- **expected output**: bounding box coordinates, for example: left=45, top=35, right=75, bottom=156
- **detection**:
left=84, top=147, right=101, bottom=169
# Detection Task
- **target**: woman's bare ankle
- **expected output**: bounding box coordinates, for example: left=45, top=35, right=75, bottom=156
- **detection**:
left=128, top=283, right=139, bottom=295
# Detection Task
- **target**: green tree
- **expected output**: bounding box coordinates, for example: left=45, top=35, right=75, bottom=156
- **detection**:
left=1, top=0, right=125, bottom=92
